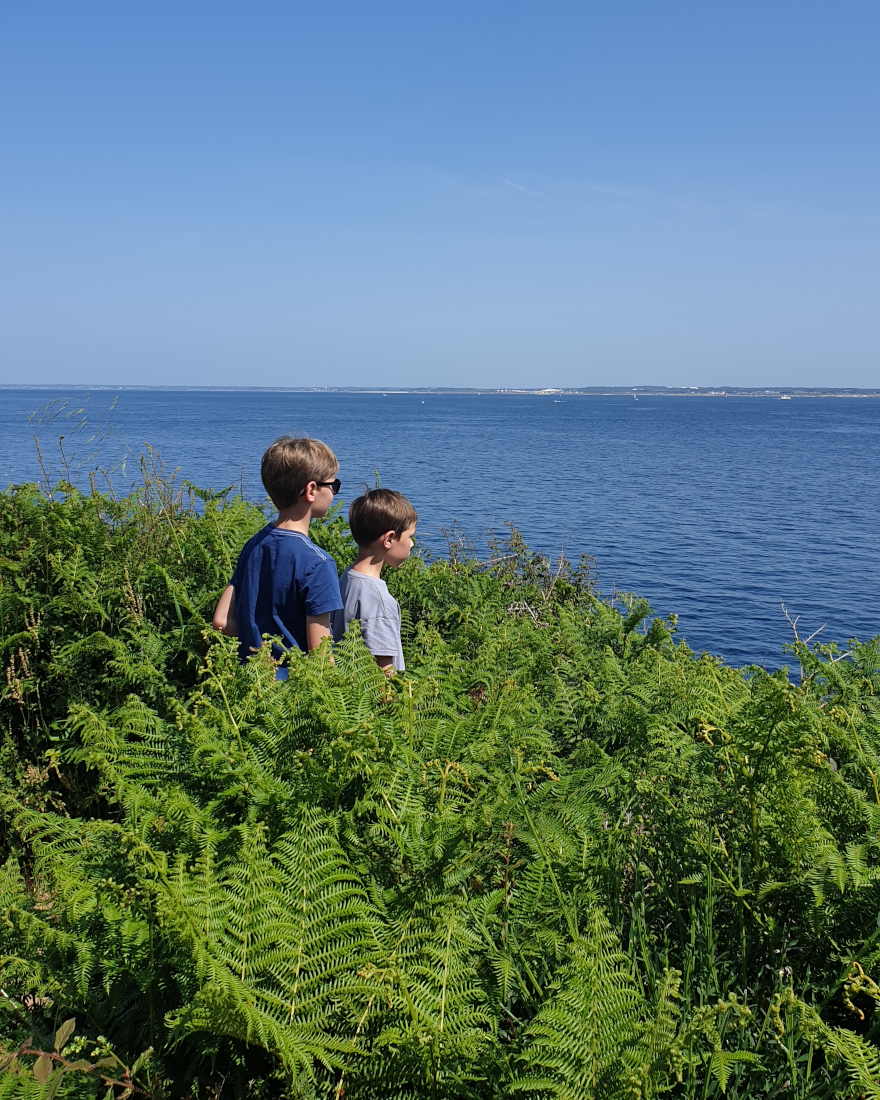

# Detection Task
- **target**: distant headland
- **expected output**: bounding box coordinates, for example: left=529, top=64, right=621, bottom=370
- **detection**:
left=1, top=384, right=878, bottom=398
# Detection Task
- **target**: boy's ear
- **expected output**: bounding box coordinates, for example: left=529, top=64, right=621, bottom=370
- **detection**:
left=381, top=529, right=396, bottom=549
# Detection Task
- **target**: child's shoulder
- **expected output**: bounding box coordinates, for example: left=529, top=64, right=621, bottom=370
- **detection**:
left=341, top=566, right=385, bottom=585
left=240, top=526, right=333, bottom=566
left=283, top=529, right=334, bottom=563
left=237, top=523, right=274, bottom=557
left=340, top=568, right=394, bottom=608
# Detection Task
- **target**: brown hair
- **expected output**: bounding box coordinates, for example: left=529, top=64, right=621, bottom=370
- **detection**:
left=348, top=488, right=417, bottom=547
left=260, top=436, right=339, bottom=510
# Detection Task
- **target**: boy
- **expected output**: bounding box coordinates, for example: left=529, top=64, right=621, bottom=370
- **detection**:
left=331, top=488, right=417, bottom=674
left=212, top=436, right=343, bottom=672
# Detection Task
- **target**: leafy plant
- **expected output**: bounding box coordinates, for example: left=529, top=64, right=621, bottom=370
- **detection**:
left=2, top=452, right=880, bottom=1098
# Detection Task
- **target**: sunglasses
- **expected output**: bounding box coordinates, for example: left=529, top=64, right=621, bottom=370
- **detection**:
left=301, top=478, right=341, bottom=496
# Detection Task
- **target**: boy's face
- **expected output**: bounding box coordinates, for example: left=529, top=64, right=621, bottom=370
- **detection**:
left=311, top=483, right=335, bottom=518
left=303, top=471, right=340, bottom=518
left=384, top=522, right=417, bottom=569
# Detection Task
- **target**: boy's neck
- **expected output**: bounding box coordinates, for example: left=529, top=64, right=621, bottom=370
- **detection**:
left=350, top=547, right=385, bottom=579
left=274, top=501, right=315, bottom=535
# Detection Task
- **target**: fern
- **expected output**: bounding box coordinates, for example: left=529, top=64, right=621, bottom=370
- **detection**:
left=511, top=908, right=673, bottom=1099
left=3, top=469, right=880, bottom=1097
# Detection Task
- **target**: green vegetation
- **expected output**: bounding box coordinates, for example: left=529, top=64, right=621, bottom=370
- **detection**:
left=2, top=457, right=880, bottom=1099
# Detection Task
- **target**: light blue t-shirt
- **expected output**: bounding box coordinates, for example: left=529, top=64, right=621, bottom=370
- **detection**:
left=331, top=568, right=405, bottom=671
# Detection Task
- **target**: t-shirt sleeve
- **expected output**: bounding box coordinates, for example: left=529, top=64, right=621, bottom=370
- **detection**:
left=352, top=582, right=401, bottom=658
left=303, top=554, right=343, bottom=616
left=359, top=614, right=401, bottom=658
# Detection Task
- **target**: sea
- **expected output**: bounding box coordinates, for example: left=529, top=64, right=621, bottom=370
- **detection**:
left=1, top=387, right=878, bottom=670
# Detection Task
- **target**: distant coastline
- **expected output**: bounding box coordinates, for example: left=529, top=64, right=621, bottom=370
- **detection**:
left=1, top=384, right=878, bottom=398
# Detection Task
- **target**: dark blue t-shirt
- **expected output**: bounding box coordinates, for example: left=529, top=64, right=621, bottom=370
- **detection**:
left=230, top=525, right=342, bottom=663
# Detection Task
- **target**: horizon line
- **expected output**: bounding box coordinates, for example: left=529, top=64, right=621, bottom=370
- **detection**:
left=1, top=384, right=879, bottom=397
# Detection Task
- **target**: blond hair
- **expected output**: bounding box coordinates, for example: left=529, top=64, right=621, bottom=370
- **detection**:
left=260, top=436, right=338, bottom=510
left=348, top=489, right=417, bottom=547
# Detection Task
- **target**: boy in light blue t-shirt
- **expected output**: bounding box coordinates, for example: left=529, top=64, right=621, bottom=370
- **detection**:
left=331, top=489, right=417, bottom=674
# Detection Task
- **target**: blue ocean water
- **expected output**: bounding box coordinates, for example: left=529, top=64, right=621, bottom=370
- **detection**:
left=1, top=388, right=878, bottom=669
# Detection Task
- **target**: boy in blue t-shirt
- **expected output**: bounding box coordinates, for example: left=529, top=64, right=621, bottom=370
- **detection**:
left=212, top=436, right=343, bottom=669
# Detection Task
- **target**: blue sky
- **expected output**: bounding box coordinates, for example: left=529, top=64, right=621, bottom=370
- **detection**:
left=1, top=2, right=878, bottom=388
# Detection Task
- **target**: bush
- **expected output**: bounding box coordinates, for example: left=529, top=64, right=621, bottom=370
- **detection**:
left=2, top=462, right=880, bottom=1098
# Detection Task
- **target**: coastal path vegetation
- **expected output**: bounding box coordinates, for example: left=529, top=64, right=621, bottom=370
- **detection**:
left=2, top=454, right=880, bottom=1098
